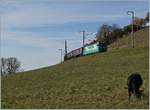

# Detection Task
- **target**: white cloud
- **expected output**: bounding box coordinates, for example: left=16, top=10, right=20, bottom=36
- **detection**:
left=1, top=0, right=130, bottom=30
left=2, top=10, right=124, bottom=28
left=1, top=0, right=147, bottom=30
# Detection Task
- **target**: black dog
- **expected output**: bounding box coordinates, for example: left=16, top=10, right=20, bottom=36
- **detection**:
left=127, top=72, right=143, bottom=99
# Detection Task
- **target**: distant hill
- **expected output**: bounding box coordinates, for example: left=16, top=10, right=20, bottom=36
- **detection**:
left=2, top=28, right=149, bottom=109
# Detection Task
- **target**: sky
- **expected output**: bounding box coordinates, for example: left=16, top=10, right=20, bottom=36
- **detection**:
left=1, top=0, right=149, bottom=71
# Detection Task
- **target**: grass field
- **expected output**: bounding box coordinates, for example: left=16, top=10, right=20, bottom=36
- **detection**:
left=1, top=28, right=149, bottom=109
left=108, top=27, right=149, bottom=49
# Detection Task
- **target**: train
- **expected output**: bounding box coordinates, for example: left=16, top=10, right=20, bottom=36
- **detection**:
left=64, top=42, right=107, bottom=61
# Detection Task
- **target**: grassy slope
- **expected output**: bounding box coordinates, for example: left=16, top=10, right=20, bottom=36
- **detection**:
left=1, top=28, right=149, bottom=109
left=108, top=28, right=149, bottom=49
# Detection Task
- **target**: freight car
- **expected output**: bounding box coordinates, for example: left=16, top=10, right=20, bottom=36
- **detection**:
left=64, top=42, right=107, bottom=61
left=64, top=47, right=83, bottom=60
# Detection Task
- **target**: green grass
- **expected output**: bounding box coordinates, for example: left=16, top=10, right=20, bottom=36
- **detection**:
left=108, top=28, right=149, bottom=49
left=1, top=28, right=149, bottom=109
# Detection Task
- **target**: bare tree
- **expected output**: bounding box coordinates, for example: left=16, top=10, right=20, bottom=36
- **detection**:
left=1, top=58, right=3, bottom=74
left=96, top=24, right=123, bottom=45
left=1, top=57, right=21, bottom=75
left=1, top=58, right=6, bottom=75
left=96, top=24, right=113, bottom=44
left=6, top=57, right=21, bottom=74
left=133, top=17, right=146, bottom=30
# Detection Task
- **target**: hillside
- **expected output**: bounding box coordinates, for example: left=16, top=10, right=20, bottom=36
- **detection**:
left=1, top=28, right=149, bottom=109
left=108, top=27, right=149, bottom=49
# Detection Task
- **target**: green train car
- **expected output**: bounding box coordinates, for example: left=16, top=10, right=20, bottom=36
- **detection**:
left=64, top=42, right=107, bottom=61
left=83, top=42, right=107, bottom=56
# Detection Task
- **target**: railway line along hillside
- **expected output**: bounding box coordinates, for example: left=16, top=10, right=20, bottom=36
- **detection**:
left=2, top=28, right=149, bottom=109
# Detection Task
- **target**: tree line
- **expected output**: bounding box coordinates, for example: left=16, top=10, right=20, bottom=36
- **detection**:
left=95, top=12, right=149, bottom=45
left=1, top=57, right=23, bottom=76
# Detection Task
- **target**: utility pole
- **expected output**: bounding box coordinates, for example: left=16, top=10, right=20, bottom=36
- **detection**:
left=58, top=49, right=63, bottom=63
left=65, top=40, right=67, bottom=55
left=80, top=30, right=94, bottom=47
left=82, top=30, right=85, bottom=47
left=127, top=11, right=134, bottom=48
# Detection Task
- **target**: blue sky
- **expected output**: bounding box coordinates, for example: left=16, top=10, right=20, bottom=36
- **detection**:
left=1, top=0, right=149, bottom=71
